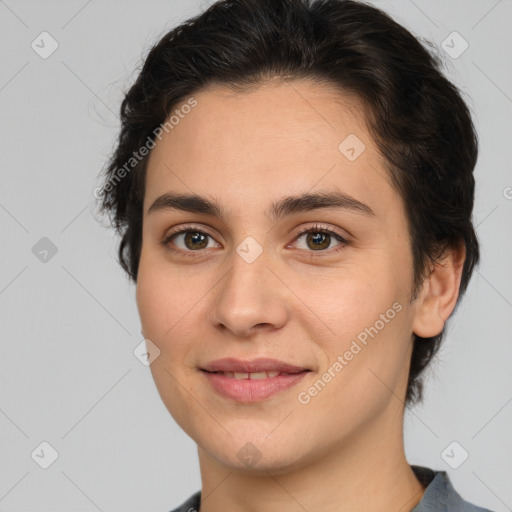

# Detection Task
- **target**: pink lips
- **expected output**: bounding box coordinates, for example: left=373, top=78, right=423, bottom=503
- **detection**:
left=200, top=357, right=310, bottom=402
left=201, top=357, right=308, bottom=374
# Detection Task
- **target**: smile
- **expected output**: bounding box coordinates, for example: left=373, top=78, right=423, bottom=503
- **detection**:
left=208, top=370, right=281, bottom=379
left=201, top=369, right=310, bottom=402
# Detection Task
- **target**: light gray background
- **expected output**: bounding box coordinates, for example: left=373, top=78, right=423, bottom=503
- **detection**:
left=1, top=0, right=511, bottom=511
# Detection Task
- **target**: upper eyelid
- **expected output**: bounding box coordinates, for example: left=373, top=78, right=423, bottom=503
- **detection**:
left=164, top=224, right=219, bottom=242
left=294, top=224, right=350, bottom=240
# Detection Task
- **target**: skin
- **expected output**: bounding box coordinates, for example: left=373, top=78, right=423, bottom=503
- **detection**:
left=136, top=79, right=465, bottom=512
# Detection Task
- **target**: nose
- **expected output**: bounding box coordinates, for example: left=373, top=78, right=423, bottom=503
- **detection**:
left=208, top=246, right=291, bottom=338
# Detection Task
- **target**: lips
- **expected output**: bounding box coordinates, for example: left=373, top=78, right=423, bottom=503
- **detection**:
left=202, top=370, right=309, bottom=402
left=200, top=357, right=309, bottom=374
left=200, top=358, right=311, bottom=401
left=213, top=371, right=281, bottom=379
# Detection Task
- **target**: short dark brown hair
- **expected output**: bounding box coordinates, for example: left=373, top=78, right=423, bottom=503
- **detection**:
left=98, top=0, right=479, bottom=407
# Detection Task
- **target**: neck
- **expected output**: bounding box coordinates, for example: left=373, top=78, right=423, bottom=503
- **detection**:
left=196, top=399, right=425, bottom=512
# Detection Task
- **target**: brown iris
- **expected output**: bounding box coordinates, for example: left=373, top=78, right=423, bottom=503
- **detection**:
left=306, top=232, right=331, bottom=250
left=184, top=231, right=209, bottom=250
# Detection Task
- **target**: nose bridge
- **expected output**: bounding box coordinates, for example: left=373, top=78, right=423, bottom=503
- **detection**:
left=209, top=237, right=289, bottom=335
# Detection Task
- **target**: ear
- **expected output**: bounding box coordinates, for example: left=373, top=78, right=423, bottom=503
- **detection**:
left=412, top=243, right=466, bottom=338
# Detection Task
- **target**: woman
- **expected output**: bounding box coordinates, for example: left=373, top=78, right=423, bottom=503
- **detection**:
left=98, top=1, right=493, bottom=510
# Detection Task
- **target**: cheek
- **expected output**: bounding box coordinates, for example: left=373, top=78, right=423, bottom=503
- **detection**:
left=299, top=294, right=411, bottom=429
left=136, top=259, right=163, bottom=338
left=135, top=252, right=212, bottom=354
left=296, top=261, right=412, bottom=386
left=296, top=262, right=401, bottom=338
left=136, top=257, right=208, bottom=433
left=136, top=251, right=180, bottom=342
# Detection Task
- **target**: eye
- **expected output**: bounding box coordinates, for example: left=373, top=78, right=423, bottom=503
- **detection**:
left=162, top=225, right=219, bottom=254
left=291, top=224, right=350, bottom=254
left=161, top=223, right=350, bottom=257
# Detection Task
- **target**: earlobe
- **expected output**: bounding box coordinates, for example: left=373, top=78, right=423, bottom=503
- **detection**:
left=412, top=244, right=466, bottom=338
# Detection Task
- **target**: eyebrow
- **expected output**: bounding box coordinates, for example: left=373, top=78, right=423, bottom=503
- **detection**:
left=147, top=190, right=375, bottom=221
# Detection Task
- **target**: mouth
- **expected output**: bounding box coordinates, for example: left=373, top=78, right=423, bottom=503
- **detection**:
left=199, top=358, right=311, bottom=402
left=200, top=357, right=310, bottom=374
left=204, top=370, right=298, bottom=380
left=201, top=370, right=300, bottom=379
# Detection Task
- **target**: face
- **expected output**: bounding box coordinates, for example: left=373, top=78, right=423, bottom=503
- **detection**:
left=136, top=79, right=421, bottom=473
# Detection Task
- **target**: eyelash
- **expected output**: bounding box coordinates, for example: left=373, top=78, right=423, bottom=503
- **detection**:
left=161, top=223, right=350, bottom=258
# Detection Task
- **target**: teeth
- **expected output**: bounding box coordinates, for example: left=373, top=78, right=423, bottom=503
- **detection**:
left=218, top=371, right=281, bottom=379
left=250, top=371, right=271, bottom=380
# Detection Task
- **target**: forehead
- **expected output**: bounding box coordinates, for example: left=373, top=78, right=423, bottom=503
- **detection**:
left=144, top=79, right=397, bottom=220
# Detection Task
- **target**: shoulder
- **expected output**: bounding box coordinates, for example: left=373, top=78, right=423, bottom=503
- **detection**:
left=411, top=465, right=495, bottom=512
left=167, top=469, right=497, bottom=512
left=167, top=490, right=201, bottom=512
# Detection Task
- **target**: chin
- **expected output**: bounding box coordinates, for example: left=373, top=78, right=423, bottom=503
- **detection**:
left=199, top=432, right=316, bottom=475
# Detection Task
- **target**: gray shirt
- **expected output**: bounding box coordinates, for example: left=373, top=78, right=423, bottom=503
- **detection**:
left=168, top=465, right=494, bottom=512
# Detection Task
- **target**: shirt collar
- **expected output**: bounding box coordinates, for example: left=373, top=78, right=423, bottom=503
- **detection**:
left=171, top=465, right=490, bottom=512
left=410, top=465, right=487, bottom=511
